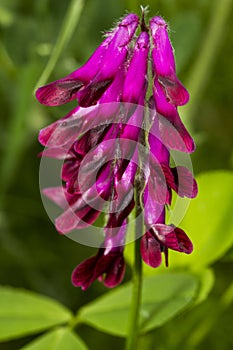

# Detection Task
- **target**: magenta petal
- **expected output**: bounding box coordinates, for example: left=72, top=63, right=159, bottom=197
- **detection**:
left=150, top=17, right=175, bottom=76
left=36, top=14, right=138, bottom=108
left=38, top=105, right=98, bottom=148
left=97, top=14, right=139, bottom=76
left=148, top=122, right=170, bottom=164
left=149, top=174, right=167, bottom=205
left=104, top=220, right=127, bottom=253
left=78, top=14, right=139, bottom=107
left=55, top=207, right=83, bottom=233
left=35, top=36, right=111, bottom=106
left=140, top=231, right=162, bottom=268
left=38, top=122, right=58, bottom=147
left=95, top=163, right=113, bottom=201
left=153, top=81, right=195, bottom=153
left=158, top=114, right=195, bottom=153
left=39, top=103, right=123, bottom=149
left=122, top=32, right=150, bottom=104
left=72, top=255, right=98, bottom=290
left=150, top=17, right=189, bottom=106
left=148, top=155, right=169, bottom=205
left=100, top=69, right=125, bottom=104
left=175, top=227, right=193, bottom=253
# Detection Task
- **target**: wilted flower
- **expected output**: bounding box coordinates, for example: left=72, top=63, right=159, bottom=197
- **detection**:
left=36, top=12, right=197, bottom=290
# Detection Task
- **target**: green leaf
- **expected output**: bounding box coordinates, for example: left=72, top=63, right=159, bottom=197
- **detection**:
left=168, top=171, right=233, bottom=269
left=0, top=286, right=72, bottom=341
left=78, top=273, right=198, bottom=337
left=20, top=328, right=88, bottom=350
left=193, top=268, right=215, bottom=304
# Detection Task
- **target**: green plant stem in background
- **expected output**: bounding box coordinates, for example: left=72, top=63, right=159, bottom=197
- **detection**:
left=0, top=0, right=85, bottom=209
left=125, top=188, right=143, bottom=350
left=34, top=0, right=84, bottom=93
left=0, top=63, right=40, bottom=208
left=0, top=41, right=17, bottom=78
left=180, top=0, right=233, bottom=132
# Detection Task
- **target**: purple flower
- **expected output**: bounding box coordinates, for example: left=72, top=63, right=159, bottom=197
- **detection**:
left=72, top=223, right=127, bottom=290
left=150, top=17, right=189, bottom=106
left=36, top=12, right=197, bottom=289
left=140, top=223, right=193, bottom=268
left=72, top=245, right=126, bottom=290
left=36, top=14, right=139, bottom=107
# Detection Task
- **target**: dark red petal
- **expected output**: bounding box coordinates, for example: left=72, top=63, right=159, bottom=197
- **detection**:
left=149, top=159, right=169, bottom=205
left=140, top=232, right=162, bottom=268
left=170, top=166, right=198, bottom=198
left=158, top=76, right=189, bottom=106
left=175, top=227, right=193, bottom=254
left=103, top=254, right=126, bottom=288
left=36, top=78, right=84, bottom=106
left=158, top=114, right=195, bottom=153
left=62, top=159, right=80, bottom=182
left=78, top=79, right=113, bottom=107
left=107, top=199, right=135, bottom=229
left=153, top=80, right=195, bottom=153
left=162, top=164, right=198, bottom=199
left=38, top=105, right=80, bottom=147
left=152, top=223, right=180, bottom=251
left=71, top=255, right=99, bottom=290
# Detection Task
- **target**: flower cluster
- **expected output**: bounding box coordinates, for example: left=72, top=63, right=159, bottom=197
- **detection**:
left=36, top=13, right=197, bottom=290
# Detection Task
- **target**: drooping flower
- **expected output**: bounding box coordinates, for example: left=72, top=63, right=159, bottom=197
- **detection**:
left=36, top=14, right=139, bottom=107
left=72, top=222, right=127, bottom=290
left=36, top=11, right=197, bottom=290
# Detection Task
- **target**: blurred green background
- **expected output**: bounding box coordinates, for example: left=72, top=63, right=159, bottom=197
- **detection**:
left=0, top=0, right=232, bottom=349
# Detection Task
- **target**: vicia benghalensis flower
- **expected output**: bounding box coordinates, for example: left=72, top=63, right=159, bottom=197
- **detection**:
left=36, top=13, right=197, bottom=290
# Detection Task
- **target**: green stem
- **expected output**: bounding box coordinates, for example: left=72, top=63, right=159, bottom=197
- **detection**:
left=0, top=40, right=17, bottom=78
left=125, top=191, right=143, bottom=350
left=33, top=0, right=84, bottom=93
left=0, top=63, right=40, bottom=208
left=180, top=0, right=233, bottom=131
